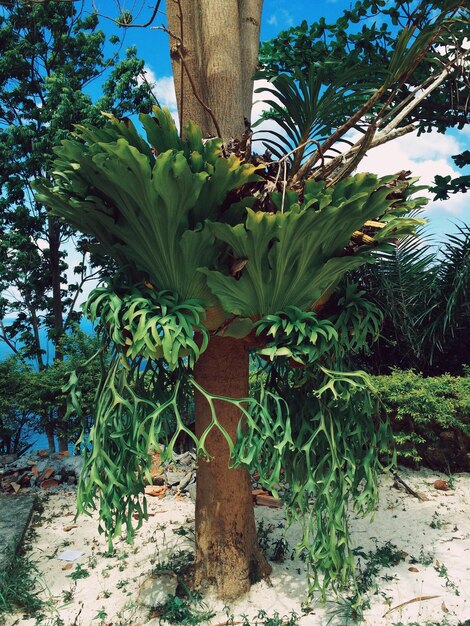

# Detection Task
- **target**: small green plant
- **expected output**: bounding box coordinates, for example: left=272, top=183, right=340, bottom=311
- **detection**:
left=157, top=589, right=215, bottom=625
left=93, top=608, right=108, bottom=621
left=409, top=546, right=434, bottom=567
left=239, top=610, right=300, bottom=626
left=326, top=596, right=367, bottom=625
left=271, top=537, right=289, bottom=563
left=67, top=563, right=90, bottom=580
left=434, top=562, right=460, bottom=596
left=153, top=549, right=194, bottom=575
left=116, top=579, right=128, bottom=589
left=61, top=587, right=75, bottom=604
left=257, top=520, right=275, bottom=552
left=174, top=526, right=192, bottom=538
left=256, top=520, right=289, bottom=562
left=446, top=466, right=456, bottom=490
left=430, top=512, right=443, bottom=529
left=0, top=552, right=44, bottom=616
left=353, top=541, right=404, bottom=595
left=328, top=541, right=404, bottom=623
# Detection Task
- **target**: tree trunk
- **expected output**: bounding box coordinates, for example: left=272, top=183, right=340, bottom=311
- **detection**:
left=44, top=421, right=56, bottom=454
left=48, top=215, right=64, bottom=360
left=167, top=0, right=262, bottom=142
left=166, top=0, right=266, bottom=600
left=48, top=214, right=71, bottom=453
left=28, top=301, right=45, bottom=371
left=58, top=435, right=69, bottom=453
left=193, top=336, right=271, bottom=599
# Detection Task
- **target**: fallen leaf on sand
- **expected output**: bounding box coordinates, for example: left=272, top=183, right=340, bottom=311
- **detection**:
left=62, top=563, right=73, bottom=571
left=63, top=524, right=77, bottom=532
left=144, top=485, right=166, bottom=497
left=383, top=595, right=440, bottom=617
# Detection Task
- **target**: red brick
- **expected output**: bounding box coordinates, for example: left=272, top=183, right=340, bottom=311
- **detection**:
left=256, top=494, right=282, bottom=508
left=40, top=479, right=59, bottom=489
left=251, top=488, right=268, bottom=502
left=40, top=467, right=54, bottom=481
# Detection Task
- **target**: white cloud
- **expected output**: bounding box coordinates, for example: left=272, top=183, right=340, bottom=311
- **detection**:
left=396, top=132, right=461, bottom=162
left=358, top=129, right=468, bottom=218
left=139, top=68, right=179, bottom=125
left=33, top=237, right=49, bottom=251
left=251, top=79, right=287, bottom=155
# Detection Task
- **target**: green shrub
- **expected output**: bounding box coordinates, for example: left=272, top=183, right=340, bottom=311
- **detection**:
left=373, top=370, right=470, bottom=471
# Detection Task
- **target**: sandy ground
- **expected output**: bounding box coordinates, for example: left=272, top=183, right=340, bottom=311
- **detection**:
left=3, top=467, right=470, bottom=626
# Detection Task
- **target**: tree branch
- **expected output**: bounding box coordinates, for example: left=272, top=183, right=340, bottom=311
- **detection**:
left=380, top=62, right=457, bottom=136
left=0, top=322, right=23, bottom=361
left=91, top=0, right=163, bottom=28
left=314, top=124, right=416, bottom=182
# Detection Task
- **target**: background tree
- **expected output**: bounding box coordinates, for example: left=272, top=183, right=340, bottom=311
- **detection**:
left=258, top=0, right=468, bottom=155
left=431, top=150, right=470, bottom=200
left=34, top=0, right=468, bottom=602
left=0, top=1, right=154, bottom=450
left=0, top=329, right=104, bottom=455
left=30, top=327, right=108, bottom=450
left=0, top=357, right=38, bottom=455
left=357, top=223, right=470, bottom=375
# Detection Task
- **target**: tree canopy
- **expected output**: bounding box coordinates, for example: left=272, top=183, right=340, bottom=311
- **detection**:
left=0, top=1, right=154, bottom=367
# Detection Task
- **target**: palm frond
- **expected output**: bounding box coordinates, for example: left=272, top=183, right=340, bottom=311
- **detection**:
left=420, top=223, right=470, bottom=362
left=253, top=65, right=378, bottom=175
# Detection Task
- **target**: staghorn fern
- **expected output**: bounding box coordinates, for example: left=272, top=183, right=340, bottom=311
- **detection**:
left=34, top=106, right=427, bottom=597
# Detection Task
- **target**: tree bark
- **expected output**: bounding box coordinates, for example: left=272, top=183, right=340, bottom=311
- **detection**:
left=193, top=336, right=271, bottom=599
left=48, top=215, right=64, bottom=361
left=44, top=421, right=56, bottom=454
left=167, top=0, right=262, bottom=142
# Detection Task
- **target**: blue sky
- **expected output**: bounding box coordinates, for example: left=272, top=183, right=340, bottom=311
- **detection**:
left=92, top=0, right=341, bottom=75
left=86, top=0, right=468, bottom=241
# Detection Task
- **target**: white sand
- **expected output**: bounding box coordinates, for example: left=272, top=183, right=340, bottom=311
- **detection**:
left=4, top=468, right=470, bottom=626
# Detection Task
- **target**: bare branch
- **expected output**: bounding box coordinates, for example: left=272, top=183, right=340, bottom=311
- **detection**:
left=90, top=0, right=163, bottom=28
left=313, top=124, right=416, bottom=182
left=327, top=121, right=378, bottom=186
left=380, top=59, right=463, bottom=136
left=0, top=321, right=23, bottom=361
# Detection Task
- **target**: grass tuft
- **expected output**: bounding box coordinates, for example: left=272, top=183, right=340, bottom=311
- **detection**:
left=0, top=551, right=44, bottom=618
